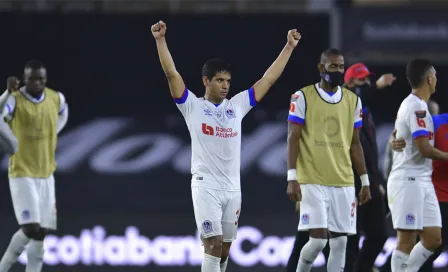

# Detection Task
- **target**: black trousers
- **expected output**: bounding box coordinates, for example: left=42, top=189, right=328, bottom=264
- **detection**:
left=286, top=193, right=388, bottom=272
left=381, top=202, right=448, bottom=272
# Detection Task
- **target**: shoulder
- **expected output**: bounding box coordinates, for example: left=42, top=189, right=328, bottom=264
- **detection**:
left=299, top=84, right=316, bottom=94
left=341, top=87, right=358, bottom=100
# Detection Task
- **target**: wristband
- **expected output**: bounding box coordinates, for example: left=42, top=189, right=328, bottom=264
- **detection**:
left=360, top=174, right=370, bottom=187
left=287, top=169, right=297, bottom=181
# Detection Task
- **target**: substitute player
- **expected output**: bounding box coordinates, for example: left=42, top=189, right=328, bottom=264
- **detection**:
left=287, top=48, right=372, bottom=272
left=0, top=61, right=68, bottom=272
left=151, top=20, right=300, bottom=272
left=387, top=59, right=445, bottom=272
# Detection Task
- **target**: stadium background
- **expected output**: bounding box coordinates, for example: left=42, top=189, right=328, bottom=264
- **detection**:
left=1, top=0, right=448, bottom=271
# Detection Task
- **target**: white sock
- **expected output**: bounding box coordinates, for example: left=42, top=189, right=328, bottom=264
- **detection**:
left=25, top=240, right=44, bottom=272
left=391, top=250, right=409, bottom=272
left=220, top=258, right=228, bottom=272
left=202, top=254, right=221, bottom=272
left=406, top=242, right=433, bottom=272
left=327, top=236, right=347, bottom=272
left=0, top=229, right=31, bottom=271
left=297, top=238, right=327, bottom=272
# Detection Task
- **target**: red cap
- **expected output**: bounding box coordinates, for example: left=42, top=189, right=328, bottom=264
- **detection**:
left=344, top=63, right=375, bottom=83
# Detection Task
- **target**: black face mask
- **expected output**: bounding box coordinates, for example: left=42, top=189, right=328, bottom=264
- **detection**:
left=354, top=83, right=373, bottom=107
left=320, top=69, right=344, bottom=87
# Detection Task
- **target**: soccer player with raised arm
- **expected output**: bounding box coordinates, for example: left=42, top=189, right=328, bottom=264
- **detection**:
left=0, top=61, right=69, bottom=272
left=388, top=59, right=446, bottom=272
left=286, top=48, right=372, bottom=272
left=151, top=20, right=300, bottom=272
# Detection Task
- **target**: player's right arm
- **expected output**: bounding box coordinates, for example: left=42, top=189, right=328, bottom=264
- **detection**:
left=151, top=21, right=186, bottom=99
left=0, top=117, right=17, bottom=154
left=408, top=102, right=448, bottom=160
left=286, top=91, right=305, bottom=202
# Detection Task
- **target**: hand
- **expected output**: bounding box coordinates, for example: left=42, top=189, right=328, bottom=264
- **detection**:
left=287, top=180, right=301, bottom=202
left=287, top=29, right=301, bottom=48
left=295, top=201, right=300, bottom=213
left=389, top=130, right=406, bottom=152
left=151, top=20, right=167, bottom=40
left=6, top=77, right=19, bottom=93
left=359, top=186, right=371, bottom=205
left=376, top=73, right=396, bottom=89
left=378, top=184, right=386, bottom=197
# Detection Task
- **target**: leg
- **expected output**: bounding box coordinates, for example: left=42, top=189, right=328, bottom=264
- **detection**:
left=407, top=184, right=443, bottom=272
left=286, top=231, right=309, bottom=272
left=345, top=231, right=359, bottom=272
left=220, top=191, right=242, bottom=272
left=355, top=194, right=388, bottom=272
left=327, top=186, right=357, bottom=272
left=26, top=175, right=57, bottom=272
left=0, top=178, right=40, bottom=271
left=297, top=185, right=329, bottom=272
left=191, top=186, right=224, bottom=272
left=387, top=181, right=423, bottom=272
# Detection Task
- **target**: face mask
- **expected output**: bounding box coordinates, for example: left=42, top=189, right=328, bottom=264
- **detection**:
left=320, top=69, right=344, bottom=87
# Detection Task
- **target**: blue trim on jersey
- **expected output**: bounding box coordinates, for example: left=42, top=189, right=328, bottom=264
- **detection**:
left=288, top=115, right=305, bottom=124
left=433, top=114, right=448, bottom=131
left=325, top=91, right=336, bottom=97
left=248, top=87, right=257, bottom=107
left=173, top=88, right=189, bottom=104
left=59, top=104, right=66, bottom=115
left=6, top=104, right=11, bottom=113
left=354, top=120, right=363, bottom=129
left=412, top=130, right=429, bottom=139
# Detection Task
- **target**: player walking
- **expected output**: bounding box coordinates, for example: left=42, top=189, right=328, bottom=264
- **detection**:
left=0, top=61, right=69, bottom=272
left=286, top=48, right=371, bottom=271
left=388, top=59, right=445, bottom=272
left=151, top=20, right=300, bottom=272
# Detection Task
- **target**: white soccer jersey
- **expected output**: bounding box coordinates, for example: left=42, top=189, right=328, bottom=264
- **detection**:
left=389, top=94, right=434, bottom=182
left=287, top=83, right=363, bottom=129
left=174, top=87, right=257, bottom=191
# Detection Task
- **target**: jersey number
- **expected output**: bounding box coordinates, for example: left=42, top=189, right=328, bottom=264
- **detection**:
left=359, top=109, right=363, bottom=118
left=289, top=103, right=295, bottom=112
left=417, top=118, right=426, bottom=128
left=351, top=202, right=356, bottom=217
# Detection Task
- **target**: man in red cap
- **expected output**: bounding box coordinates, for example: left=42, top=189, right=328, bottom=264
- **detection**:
left=343, top=63, right=396, bottom=272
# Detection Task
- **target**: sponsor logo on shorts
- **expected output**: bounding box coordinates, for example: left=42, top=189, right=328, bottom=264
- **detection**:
left=301, top=213, right=309, bottom=225
left=202, top=220, right=213, bottom=233
left=22, top=210, right=30, bottom=220
left=405, top=213, right=415, bottom=225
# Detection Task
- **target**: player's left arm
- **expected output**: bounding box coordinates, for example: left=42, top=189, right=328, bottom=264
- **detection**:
left=349, top=97, right=371, bottom=204
left=57, top=92, right=68, bottom=134
left=251, top=30, right=301, bottom=102
left=0, top=118, right=17, bottom=154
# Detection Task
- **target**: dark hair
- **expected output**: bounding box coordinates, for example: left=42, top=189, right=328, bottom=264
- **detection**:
left=406, top=59, right=433, bottom=88
left=25, top=60, right=45, bottom=70
left=320, top=48, right=343, bottom=63
left=201, top=58, right=231, bottom=80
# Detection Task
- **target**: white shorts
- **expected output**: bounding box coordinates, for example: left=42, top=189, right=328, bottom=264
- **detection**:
left=191, top=186, right=241, bottom=242
left=9, top=175, right=57, bottom=230
left=388, top=179, right=442, bottom=230
left=298, top=184, right=357, bottom=235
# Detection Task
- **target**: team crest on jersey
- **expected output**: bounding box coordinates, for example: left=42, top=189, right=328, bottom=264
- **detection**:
left=202, top=220, right=213, bottom=233
left=215, top=110, right=222, bottom=118
left=225, top=108, right=236, bottom=119
left=291, top=94, right=299, bottom=102
left=22, top=210, right=30, bottom=220
left=204, top=109, right=212, bottom=116
left=415, top=110, right=427, bottom=119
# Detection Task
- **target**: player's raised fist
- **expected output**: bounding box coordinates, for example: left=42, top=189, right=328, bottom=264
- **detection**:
left=287, top=29, right=301, bottom=48
left=6, top=76, right=19, bottom=93
left=151, top=21, right=167, bottom=40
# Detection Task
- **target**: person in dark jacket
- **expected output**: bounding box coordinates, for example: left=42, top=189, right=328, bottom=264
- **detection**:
left=342, top=63, right=395, bottom=272
left=285, top=63, right=396, bottom=272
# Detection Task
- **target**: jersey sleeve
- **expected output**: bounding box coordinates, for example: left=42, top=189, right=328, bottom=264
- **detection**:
left=58, top=92, right=67, bottom=115
left=354, top=97, right=363, bottom=129
left=230, top=87, right=257, bottom=117
left=287, top=91, right=306, bottom=125
left=407, top=101, right=430, bottom=139
left=3, top=95, right=16, bottom=121
left=174, top=87, right=199, bottom=118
